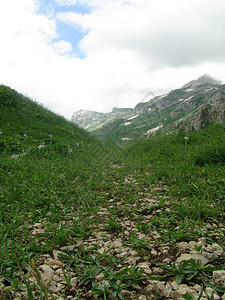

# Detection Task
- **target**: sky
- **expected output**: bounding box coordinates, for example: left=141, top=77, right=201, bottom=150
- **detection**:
left=0, top=0, right=225, bottom=119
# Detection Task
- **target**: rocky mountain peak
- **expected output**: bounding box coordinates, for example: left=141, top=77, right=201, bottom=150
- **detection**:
left=182, top=74, right=222, bottom=89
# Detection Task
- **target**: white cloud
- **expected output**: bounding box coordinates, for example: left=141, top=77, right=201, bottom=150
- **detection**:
left=52, top=40, right=73, bottom=54
left=54, top=0, right=77, bottom=6
left=0, top=0, right=225, bottom=120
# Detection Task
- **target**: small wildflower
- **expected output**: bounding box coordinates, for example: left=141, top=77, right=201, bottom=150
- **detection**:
left=49, top=134, right=52, bottom=138
left=24, top=133, right=27, bottom=137
left=37, top=145, right=46, bottom=149
left=184, top=136, right=189, bottom=140
left=68, top=148, right=72, bottom=153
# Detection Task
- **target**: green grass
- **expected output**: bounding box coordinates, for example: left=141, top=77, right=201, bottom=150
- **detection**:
left=0, top=85, right=224, bottom=299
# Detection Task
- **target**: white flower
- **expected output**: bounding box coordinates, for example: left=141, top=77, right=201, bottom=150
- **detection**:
left=37, top=145, right=46, bottom=149
left=68, top=148, right=72, bottom=153
left=184, top=136, right=189, bottom=140
left=24, top=133, right=27, bottom=137
left=0, top=130, right=2, bottom=134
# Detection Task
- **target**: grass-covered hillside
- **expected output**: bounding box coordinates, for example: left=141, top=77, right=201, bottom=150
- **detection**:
left=0, top=85, right=96, bottom=156
left=0, top=86, right=225, bottom=299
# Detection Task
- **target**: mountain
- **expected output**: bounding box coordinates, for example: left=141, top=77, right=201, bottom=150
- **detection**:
left=71, top=75, right=225, bottom=141
left=71, top=107, right=132, bottom=131
left=0, top=85, right=94, bottom=155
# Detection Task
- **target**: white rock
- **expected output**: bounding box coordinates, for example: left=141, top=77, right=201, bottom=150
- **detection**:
left=163, top=258, right=171, bottom=264
left=47, top=259, right=63, bottom=268
left=95, top=273, right=104, bottom=281
left=40, top=264, right=54, bottom=285
left=213, top=270, right=225, bottom=287
left=60, top=245, right=75, bottom=251
left=189, top=241, right=196, bottom=247
left=48, top=283, right=60, bottom=293
left=98, top=247, right=108, bottom=254
left=171, top=280, right=179, bottom=290
left=176, top=253, right=209, bottom=266
left=70, top=277, right=77, bottom=287
left=205, top=287, right=220, bottom=299
left=138, top=296, right=147, bottom=300
left=211, top=243, right=223, bottom=257
left=151, top=249, right=157, bottom=256
left=177, top=242, right=190, bottom=252
left=165, top=282, right=173, bottom=297
left=197, top=237, right=206, bottom=246
left=146, top=281, right=166, bottom=297
left=153, top=267, right=164, bottom=275
left=113, top=240, right=123, bottom=248
left=52, top=250, right=64, bottom=260
left=171, top=284, right=196, bottom=299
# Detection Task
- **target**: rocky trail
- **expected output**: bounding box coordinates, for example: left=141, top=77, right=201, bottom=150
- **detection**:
left=1, top=168, right=225, bottom=300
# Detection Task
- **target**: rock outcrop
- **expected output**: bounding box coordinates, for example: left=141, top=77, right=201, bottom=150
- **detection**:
left=189, top=101, right=225, bottom=132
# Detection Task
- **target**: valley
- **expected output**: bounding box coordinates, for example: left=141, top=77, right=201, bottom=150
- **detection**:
left=0, top=84, right=225, bottom=299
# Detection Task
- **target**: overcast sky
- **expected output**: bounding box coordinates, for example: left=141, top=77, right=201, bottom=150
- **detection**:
left=0, top=0, right=225, bottom=119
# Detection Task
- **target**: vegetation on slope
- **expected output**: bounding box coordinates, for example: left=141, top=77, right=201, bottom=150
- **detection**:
left=0, top=85, right=95, bottom=155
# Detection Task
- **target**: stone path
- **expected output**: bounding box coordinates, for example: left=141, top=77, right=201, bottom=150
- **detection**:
left=1, top=174, right=225, bottom=299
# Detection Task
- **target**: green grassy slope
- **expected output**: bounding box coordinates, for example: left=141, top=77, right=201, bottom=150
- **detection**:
left=0, top=85, right=95, bottom=156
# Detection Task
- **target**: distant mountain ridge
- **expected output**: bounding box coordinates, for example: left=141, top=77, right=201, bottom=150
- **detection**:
left=71, top=107, right=132, bottom=131
left=71, top=75, right=225, bottom=141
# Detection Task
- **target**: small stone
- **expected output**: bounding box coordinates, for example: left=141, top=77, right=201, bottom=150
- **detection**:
left=53, top=275, right=60, bottom=282
left=192, top=284, right=202, bottom=292
left=70, top=277, right=77, bottom=287
left=113, top=240, right=123, bottom=248
left=177, top=242, right=190, bottom=252
left=165, top=282, right=173, bottom=297
left=47, top=259, right=64, bottom=268
left=205, top=287, right=220, bottom=300
left=163, top=258, right=171, bottom=264
left=151, top=249, right=157, bottom=256
left=197, top=237, right=206, bottom=246
left=133, top=284, right=142, bottom=291
left=53, top=250, right=64, bottom=260
left=171, top=284, right=196, bottom=299
left=211, top=243, right=223, bottom=257
left=98, top=247, right=108, bottom=254
left=146, top=281, right=166, bottom=297
left=213, top=270, right=225, bottom=287
left=153, top=267, right=164, bottom=275
left=125, top=257, right=139, bottom=265
left=95, top=273, right=104, bottom=281
left=176, top=253, right=209, bottom=266
left=120, top=289, right=134, bottom=297
left=60, top=245, right=75, bottom=251
left=138, top=295, right=147, bottom=300
left=48, top=284, right=60, bottom=293
left=39, top=264, right=54, bottom=285
left=189, top=241, right=196, bottom=247
left=129, top=250, right=138, bottom=256
left=171, top=281, right=179, bottom=290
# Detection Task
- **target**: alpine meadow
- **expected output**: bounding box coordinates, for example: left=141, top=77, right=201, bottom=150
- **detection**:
left=0, top=83, right=225, bottom=299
